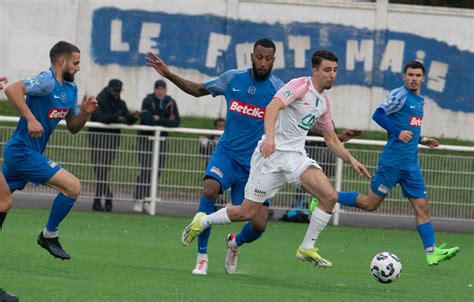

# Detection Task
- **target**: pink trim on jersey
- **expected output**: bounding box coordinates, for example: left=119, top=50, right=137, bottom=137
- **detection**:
left=274, top=77, right=310, bottom=106
left=314, top=95, right=334, bottom=132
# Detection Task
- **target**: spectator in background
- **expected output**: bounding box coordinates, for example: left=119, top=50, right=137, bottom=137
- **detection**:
left=133, top=79, right=180, bottom=213
left=199, top=117, right=226, bottom=156
left=88, top=79, right=140, bottom=212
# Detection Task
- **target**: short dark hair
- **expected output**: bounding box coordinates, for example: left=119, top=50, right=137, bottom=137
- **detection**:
left=403, top=60, right=425, bottom=75
left=253, top=39, right=276, bottom=53
left=214, top=117, right=225, bottom=127
left=312, top=50, right=338, bottom=68
left=49, top=41, right=80, bottom=63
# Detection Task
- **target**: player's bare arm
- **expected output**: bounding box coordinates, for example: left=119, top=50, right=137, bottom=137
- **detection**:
left=323, top=129, right=371, bottom=179
left=260, top=97, right=285, bottom=158
left=419, top=137, right=439, bottom=148
left=65, top=95, right=98, bottom=134
left=146, top=52, right=209, bottom=97
left=0, top=76, right=8, bottom=89
left=4, top=81, right=43, bottom=137
left=398, top=130, right=413, bottom=143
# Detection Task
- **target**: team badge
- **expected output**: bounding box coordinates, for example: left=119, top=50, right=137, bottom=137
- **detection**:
left=283, top=90, right=292, bottom=98
left=248, top=86, right=256, bottom=95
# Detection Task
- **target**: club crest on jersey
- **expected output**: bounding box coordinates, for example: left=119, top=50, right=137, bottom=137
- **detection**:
left=48, top=108, right=69, bottom=119
left=248, top=86, right=256, bottom=95
left=229, top=100, right=265, bottom=119
left=409, top=116, right=423, bottom=127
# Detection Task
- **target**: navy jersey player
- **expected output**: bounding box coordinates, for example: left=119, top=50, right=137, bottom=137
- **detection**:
left=146, top=39, right=284, bottom=275
left=0, top=41, right=98, bottom=260
left=335, top=61, right=459, bottom=266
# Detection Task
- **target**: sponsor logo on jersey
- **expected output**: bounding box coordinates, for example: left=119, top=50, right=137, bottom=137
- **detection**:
left=48, top=108, right=70, bottom=119
left=229, top=100, right=265, bottom=119
left=377, top=184, right=390, bottom=194
left=27, top=76, right=39, bottom=87
left=409, top=116, right=422, bottom=127
left=254, top=188, right=267, bottom=197
left=210, top=166, right=224, bottom=178
left=297, top=114, right=316, bottom=131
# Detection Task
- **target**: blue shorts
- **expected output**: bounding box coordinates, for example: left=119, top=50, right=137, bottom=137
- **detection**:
left=2, top=143, right=61, bottom=191
left=370, top=164, right=427, bottom=199
left=204, top=148, right=250, bottom=205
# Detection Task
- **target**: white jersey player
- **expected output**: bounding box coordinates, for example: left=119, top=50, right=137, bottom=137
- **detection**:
left=181, top=50, right=371, bottom=268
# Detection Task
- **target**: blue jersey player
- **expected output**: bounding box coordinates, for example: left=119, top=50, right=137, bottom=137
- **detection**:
left=146, top=39, right=284, bottom=275
left=0, top=41, right=98, bottom=260
left=335, top=61, right=460, bottom=266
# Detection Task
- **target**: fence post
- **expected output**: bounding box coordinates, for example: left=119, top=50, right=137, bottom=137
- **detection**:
left=149, top=129, right=161, bottom=215
left=333, top=156, right=344, bottom=226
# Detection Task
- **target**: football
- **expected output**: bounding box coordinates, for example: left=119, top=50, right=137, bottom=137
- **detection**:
left=370, top=252, right=402, bottom=284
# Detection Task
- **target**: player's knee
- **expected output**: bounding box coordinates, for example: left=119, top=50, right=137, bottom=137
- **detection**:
left=0, top=193, right=13, bottom=212
left=201, top=185, right=219, bottom=200
left=64, top=178, right=81, bottom=199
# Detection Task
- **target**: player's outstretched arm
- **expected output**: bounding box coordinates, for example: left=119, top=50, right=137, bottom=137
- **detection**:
left=65, top=95, right=98, bottom=134
left=0, top=76, right=8, bottom=90
left=419, top=137, right=439, bottom=148
left=4, top=81, right=44, bottom=137
left=323, top=130, right=371, bottom=179
left=146, top=52, right=210, bottom=97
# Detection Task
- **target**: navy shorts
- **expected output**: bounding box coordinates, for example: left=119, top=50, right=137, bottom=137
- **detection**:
left=370, top=164, right=427, bottom=199
left=2, top=144, right=61, bottom=191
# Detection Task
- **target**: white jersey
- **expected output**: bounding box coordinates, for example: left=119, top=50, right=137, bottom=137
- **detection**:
left=267, top=76, right=334, bottom=153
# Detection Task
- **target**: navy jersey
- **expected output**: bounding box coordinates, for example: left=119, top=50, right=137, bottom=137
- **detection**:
left=378, top=86, right=424, bottom=171
left=204, top=69, right=284, bottom=167
left=7, top=69, right=80, bottom=154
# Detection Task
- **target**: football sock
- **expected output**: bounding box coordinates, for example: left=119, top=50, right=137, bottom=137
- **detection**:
left=0, top=212, right=6, bottom=230
left=200, top=207, right=231, bottom=229
left=300, top=207, right=332, bottom=250
left=337, top=192, right=359, bottom=207
left=416, top=221, right=436, bottom=252
left=197, top=197, right=216, bottom=254
left=197, top=253, right=208, bottom=262
left=235, top=222, right=263, bottom=247
left=45, top=193, right=76, bottom=233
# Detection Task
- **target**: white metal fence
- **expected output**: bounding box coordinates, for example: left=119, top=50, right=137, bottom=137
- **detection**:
left=0, top=116, right=473, bottom=223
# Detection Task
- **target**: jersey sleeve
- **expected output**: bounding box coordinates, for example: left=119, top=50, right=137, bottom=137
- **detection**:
left=379, top=86, right=407, bottom=115
left=23, top=70, right=55, bottom=97
left=274, top=77, right=310, bottom=106
left=67, top=84, right=80, bottom=117
left=313, top=95, right=335, bottom=133
left=204, top=69, right=241, bottom=97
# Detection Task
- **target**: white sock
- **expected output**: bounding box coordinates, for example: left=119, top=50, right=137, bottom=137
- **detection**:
left=196, top=253, right=208, bottom=262
left=43, top=228, right=58, bottom=238
left=200, top=207, right=231, bottom=229
left=299, top=207, right=332, bottom=250
left=229, top=237, right=239, bottom=251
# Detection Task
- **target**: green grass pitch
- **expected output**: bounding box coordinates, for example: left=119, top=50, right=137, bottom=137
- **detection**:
left=0, top=208, right=472, bottom=301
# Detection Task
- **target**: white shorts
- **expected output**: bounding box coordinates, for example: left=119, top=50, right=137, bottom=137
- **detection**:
left=244, top=149, right=321, bottom=203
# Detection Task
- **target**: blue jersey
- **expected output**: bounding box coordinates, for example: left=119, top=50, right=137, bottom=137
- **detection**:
left=204, top=69, right=284, bottom=167
left=6, top=69, right=80, bottom=154
left=378, top=86, right=424, bottom=171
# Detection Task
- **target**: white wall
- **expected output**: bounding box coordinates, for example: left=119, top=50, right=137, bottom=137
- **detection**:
left=0, top=0, right=473, bottom=139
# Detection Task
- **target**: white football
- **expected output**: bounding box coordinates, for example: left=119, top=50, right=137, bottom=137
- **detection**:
left=370, top=252, right=402, bottom=284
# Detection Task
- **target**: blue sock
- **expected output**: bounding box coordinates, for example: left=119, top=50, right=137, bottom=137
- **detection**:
left=235, top=222, right=263, bottom=247
left=337, top=192, right=359, bottom=207
left=46, top=193, right=76, bottom=232
left=416, top=221, right=436, bottom=250
left=197, top=197, right=216, bottom=254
